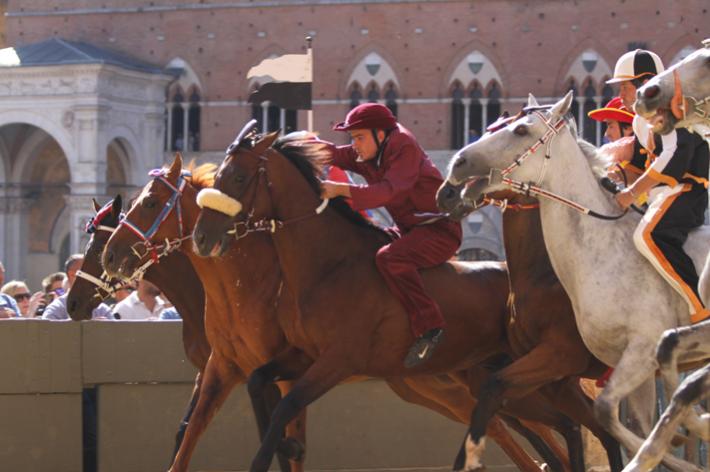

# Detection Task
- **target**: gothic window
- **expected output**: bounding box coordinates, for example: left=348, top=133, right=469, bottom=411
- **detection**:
left=349, top=83, right=362, bottom=109
left=385, top=83, right=398, bottom=117
left=582, top=81, right=598, bottom=143
left=187, top=88, right=201, bottom=151
left=170, top=89, right=184, bottom=151
left=367, top=83, right=380, bottom=103
left=486, top=82, right=501, bottom=126
left=469, top=84, right=483, bottom=140
left=451, top=82, right=465, bottom=149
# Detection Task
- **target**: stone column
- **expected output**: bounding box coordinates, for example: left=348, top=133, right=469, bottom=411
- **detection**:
left=0, top=192, right=33, bottom=280
left=166, top=102, right=173, bottom=151
left=462, top=98, right=471, bottom=144
left=261, top=103, right=269, bottom=133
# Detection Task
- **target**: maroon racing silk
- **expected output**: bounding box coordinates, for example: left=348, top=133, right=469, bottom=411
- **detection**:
left=328, top=124, right=459, bottom=235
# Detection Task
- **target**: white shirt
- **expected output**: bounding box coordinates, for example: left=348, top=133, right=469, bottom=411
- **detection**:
left=112, top=291, right=167, bottom=320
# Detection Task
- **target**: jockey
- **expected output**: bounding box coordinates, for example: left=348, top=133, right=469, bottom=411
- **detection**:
left=588, top=96, right=634, bottom=144
left=320, top=103, right=463, bottom=367
left=611, top=49, right=710, bottom=323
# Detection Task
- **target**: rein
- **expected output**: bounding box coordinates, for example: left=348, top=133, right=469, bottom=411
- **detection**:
left=483, top=110, right=631, bottom=221
left=75, top=224, right=126, bottom=301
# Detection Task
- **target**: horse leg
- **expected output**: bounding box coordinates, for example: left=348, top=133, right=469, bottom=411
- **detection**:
left=543, top=379, right=623, bottom=472
left=260, top=381, right=303, bottom=472
left=248, top=356, right=349, bottom=472
left=467, top=347, right=587, bottom=472
left=594, top=341, right=702, bottom=472
left=500, top=416, right=568, bottom=472
left=392, top=375, right=551, bottom=472
left=277, top=381, right=308, bottom=472
left=171, top=371, right=202, bottom=463
left=656, top=321, right=710, bottom=438
left=624, top=364, right=710, bottom=472
left=169, top=354, right=243, bottom=472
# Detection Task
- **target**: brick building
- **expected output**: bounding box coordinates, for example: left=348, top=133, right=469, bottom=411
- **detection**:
left=0, top=0, right=706, bottom=287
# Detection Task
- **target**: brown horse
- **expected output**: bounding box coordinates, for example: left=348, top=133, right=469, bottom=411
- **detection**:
left=65, top=195, right=300, bottom=470
left=439, top=186, right=623, bottom=471
left=102, top=154, right=574, bottom=472
left=190, top=131, right=608, bottom=472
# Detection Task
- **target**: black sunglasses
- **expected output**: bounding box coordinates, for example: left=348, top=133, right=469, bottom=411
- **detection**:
left=13, top=293, right=31, bottom=301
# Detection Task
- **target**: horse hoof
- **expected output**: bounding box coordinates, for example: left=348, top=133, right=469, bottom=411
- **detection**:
left=277, top=437, right=305, bottom=462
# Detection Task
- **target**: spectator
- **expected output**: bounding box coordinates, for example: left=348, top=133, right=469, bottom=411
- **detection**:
left=0, top=261, right=5, bottom=286
left=34, top=271, right=67, bottom=317
left=1, top=280, right=43, bottom=318
left=113, top=279, right=167, bottom=320
left=0, top=261, right=19, bottom=318
left=42, top=254, right=113, bottom=321
left=111, top=281, right=136, bottom=306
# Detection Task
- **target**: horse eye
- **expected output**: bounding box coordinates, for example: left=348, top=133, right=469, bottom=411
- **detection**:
left=513, top=124, right=528, bottom=136
left=143, top=198, right=157, bottom=209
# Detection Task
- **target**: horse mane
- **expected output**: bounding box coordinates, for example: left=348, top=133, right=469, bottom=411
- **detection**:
left=272, top=133, right=391, bottom=239
left=577, top=138, right=613, bottom=178
left=184, top=161, right=217, bottom=190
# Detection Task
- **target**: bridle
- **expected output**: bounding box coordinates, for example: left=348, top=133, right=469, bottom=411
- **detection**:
left=197, top=124, right=329, bottom=240
left=468, top=108, right=632, bottom=221
left=75, top=222, right=126, bottom=302
left=118, top=168, right=193, bottom=265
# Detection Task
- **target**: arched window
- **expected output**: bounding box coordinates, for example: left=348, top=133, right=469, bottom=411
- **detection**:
left=170, top=89, right=184, bottom=151
left=601, top=82, right=614, bottom=105
left=582, top=81, right=597, bottom=143
left=187, top=88, right=201, bottom=151
left=567, top=79, right=579, bottom=127
left=469, top=83, right=483, bottom=140
left=367, top=83, right=380, bottom=103
left=451, top=83, right=465, bottom=149
left=385, top=83, right=398, bottom=117
left=486, top=82, right=501, bottom=126
left=349, top=83, right=362, bottom=109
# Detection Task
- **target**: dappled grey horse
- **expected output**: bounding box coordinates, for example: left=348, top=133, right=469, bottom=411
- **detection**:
left=634, top=39, right=710, bottom=137
left=439, top=92, right=710, bottom=471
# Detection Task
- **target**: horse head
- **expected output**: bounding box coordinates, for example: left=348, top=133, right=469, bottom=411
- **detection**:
left=67, top=195, right=123, bottom=320
left=103, top=153, right=212, bottom=279
left=440, top=92, right=574, bottom=207
left=635, top=45, right=710, bottom=135
left=192, top=126, right=281, bottom=257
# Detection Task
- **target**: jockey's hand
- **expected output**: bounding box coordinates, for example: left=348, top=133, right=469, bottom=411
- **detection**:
left=320, top=180, right=351, bottom=199
left=615, top=188, right=636, bottom=209
left=599, top=136, right=635, bottom=164
left=607, top=168, right=624, bottom=184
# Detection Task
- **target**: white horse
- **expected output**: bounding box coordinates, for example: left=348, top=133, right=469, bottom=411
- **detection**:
left=442, top=92, right=709, bottom=472
left=634, top=39, right=710, bottom=138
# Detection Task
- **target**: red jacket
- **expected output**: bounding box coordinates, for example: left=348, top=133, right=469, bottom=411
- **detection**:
left=328, top=124, right=452, bottom=233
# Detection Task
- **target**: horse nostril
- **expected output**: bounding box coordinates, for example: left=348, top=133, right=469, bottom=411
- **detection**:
left=443, top=186, right=456, bottom=200
left=643, top=85, right=660, bottom=99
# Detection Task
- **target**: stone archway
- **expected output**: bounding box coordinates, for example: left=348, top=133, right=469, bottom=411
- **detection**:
left=0, top=123, right=71, bottom=289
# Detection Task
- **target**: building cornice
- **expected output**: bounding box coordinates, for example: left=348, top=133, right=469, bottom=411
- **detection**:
left=7, top=1, right=455, bottom=17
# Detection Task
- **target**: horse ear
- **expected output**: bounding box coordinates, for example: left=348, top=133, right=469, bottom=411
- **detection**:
left=550, top=91, right=574, bottom=119
left=256, top=130, right=281, bottom=151
left=112, top=194, right=123, bottom=215
left=527, top=94, right=539, bottom=108
left=92, top=198, right=101, bottom=213
left=168, top=152, right=183, bottom=179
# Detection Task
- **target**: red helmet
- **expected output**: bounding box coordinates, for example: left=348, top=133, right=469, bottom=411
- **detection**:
left=333, top=103, right=397, bottom=131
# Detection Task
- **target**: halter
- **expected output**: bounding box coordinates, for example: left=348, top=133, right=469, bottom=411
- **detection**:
left=486, top=109, right=631, bottom=221
left=197, top=142, right=329, bottom=241
left=119, top=168, right=192, bottom=263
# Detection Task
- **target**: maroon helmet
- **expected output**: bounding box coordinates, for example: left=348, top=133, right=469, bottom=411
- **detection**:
left=333, top=103, right=397, bottom=131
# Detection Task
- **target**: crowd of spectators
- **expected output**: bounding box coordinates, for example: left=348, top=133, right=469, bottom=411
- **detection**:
left=0, top=255, right=181, bottom=321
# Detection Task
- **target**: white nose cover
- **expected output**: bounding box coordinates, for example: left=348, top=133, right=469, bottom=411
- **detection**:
left=196, top=188, right=243, bottom=217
